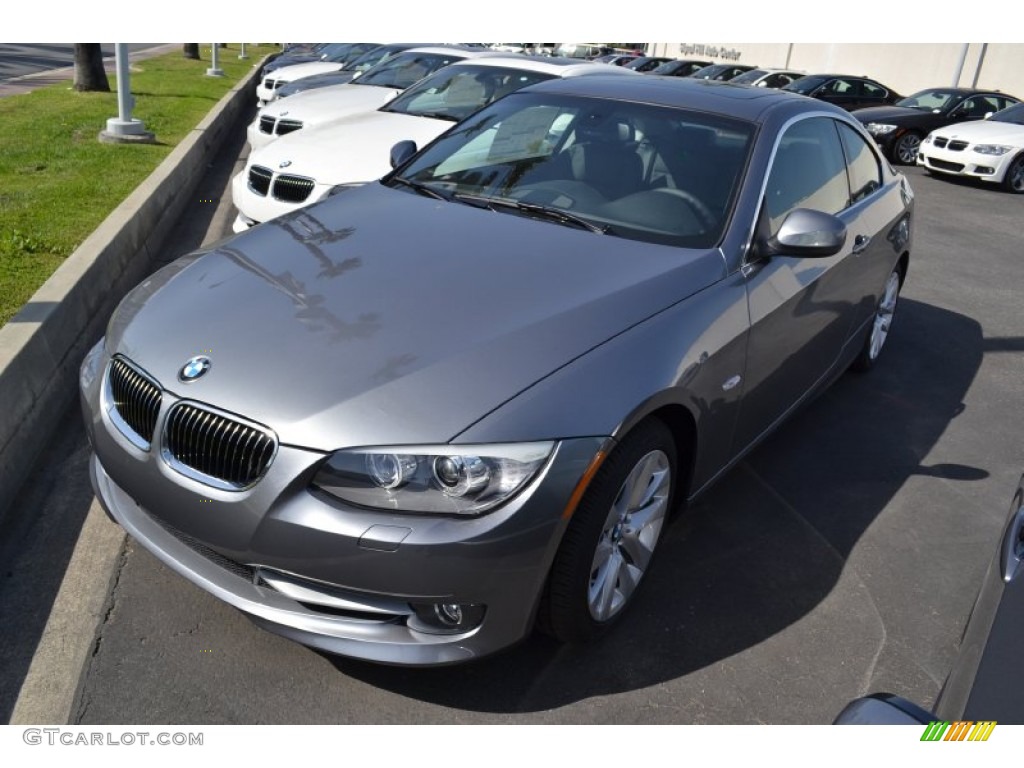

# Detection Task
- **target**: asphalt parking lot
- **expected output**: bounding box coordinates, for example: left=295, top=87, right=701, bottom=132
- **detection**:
left=3, top=121, right=1022, bottom=723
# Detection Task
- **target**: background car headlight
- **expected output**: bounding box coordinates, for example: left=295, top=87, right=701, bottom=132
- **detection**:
left=973, top=144, right=1013, bottom=156
left=866, top=123, right=897, bottom=136
left=312, top=442, right=555, bottom=515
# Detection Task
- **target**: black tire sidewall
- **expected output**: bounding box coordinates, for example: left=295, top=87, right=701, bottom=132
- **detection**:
left=539, top=419, right=678, bottom=644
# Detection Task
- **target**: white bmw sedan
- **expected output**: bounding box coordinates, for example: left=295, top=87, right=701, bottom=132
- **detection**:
left=248, top=47, right=492, bottom=151
left=232, top=57, right=636, bottom=232
left=916, top=102, right=1024, bottom=193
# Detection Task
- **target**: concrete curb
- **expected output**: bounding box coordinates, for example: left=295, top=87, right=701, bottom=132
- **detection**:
left=0, top=58, right=264, bottom=523
left=9, top=500, right=127, bottom=725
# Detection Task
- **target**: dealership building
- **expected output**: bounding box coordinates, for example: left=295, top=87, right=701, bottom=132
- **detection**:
left=644, top=44, right=1024, bottom=98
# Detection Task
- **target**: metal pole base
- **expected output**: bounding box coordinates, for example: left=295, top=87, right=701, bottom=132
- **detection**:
left=98, top=117, right=156, bottom=144
left=206, top=68, right=226, bottom=77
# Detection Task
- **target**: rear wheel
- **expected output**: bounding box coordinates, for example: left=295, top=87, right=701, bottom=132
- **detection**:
left=1002, top=154, right=1024, bottom=194
left=852, top=267, right=901, bottom=372
left=539, top=420, right=677, bottom=644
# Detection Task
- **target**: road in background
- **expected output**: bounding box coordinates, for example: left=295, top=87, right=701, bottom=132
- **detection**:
left=3, top=146, right=1023, bottom=723
left=0, top=44, right=177, bottom=97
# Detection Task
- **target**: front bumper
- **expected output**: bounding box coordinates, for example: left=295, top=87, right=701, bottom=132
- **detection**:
left=230, top=167, right=334, bottom=228
left=82, top=345, right=603, bottom=665
left=917, top=143, right=1016, bottom=184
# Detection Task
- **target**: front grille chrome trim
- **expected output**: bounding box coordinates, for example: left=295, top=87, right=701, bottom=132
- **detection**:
left=161, top=401, right=278, bottom=491
left=105, top=356, right=162, bottom=451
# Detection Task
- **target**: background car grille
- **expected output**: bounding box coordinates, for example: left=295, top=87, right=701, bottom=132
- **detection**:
left=163, top=403, right=277, bottom=489
left=948, top=140, right=969, bottom=152
left=248, top=165, right=273, bottom=196
left=928, top=158, right=966, bottom=172
left=259, top=115, right=276, bottom=134
left=273, top=175, right=315, bottom=203
left=275, top=119, right=303, bottom=136
left=108, top=357, right=161, bottom=448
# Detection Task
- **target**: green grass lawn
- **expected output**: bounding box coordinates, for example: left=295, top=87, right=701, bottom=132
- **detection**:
left=0, top=44, right=278, bottom=326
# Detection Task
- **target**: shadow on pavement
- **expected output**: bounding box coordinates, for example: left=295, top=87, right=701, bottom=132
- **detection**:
left=327, top=298, right=986, bottom=713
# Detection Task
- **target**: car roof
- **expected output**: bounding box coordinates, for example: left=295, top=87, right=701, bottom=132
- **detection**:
left=446, top=55, right=638, bottom=77
left=400, top=46, right=501, bottom=58
left=517, top=73, right=844, bottom=121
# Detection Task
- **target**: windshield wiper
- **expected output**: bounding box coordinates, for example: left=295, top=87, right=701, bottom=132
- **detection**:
left=389, top=176, right=451, bottom=201
left=453, top=194, right=609, bottom=235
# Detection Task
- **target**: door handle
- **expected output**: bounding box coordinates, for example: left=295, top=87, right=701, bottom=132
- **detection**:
left=852, top=234, right=871, bottom=255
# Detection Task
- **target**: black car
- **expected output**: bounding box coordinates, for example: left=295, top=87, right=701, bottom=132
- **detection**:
left=648, top=58, right=712, bottom=77
left=836, top=473, right=1024, bottom=725
left=854, top=88, right=1021, bottom=165
left=783, top=74, right=902, bottom=112
left=622, top=56, right=675, bottom=72
left=689, top=63, right=757, bottom=81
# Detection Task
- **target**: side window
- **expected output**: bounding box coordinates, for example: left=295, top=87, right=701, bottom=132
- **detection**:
left=838, top=123, right=883, bottom=204
left=958, top=96, right=999, bottom=119
left=861, top=81, right=886, bottom=99
left=822, top=78, right=857, bottom=96
left=764, top=117, right=849, bottom=234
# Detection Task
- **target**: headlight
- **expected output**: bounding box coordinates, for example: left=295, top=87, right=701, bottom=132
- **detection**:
left=866, top=123, right=897, bottom=136
left=921, top=134, right=933, bottom=145
left=312, top=442, right=555, bottom=515
left=973, top=144, right=1013, bottom=156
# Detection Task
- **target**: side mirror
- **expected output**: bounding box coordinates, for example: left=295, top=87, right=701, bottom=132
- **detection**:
left=763, top=209, right=847, bottom=258
left=834, top=694, right=934, bottom=725
left=984, top=111, right=994, bottom=119
left=389, top=140, right=418, bottom=169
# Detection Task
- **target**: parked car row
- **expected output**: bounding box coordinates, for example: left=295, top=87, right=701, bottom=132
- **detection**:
left=234, top=52, right=640, bottom=231
left=629, top=58, right=1024, bottom=184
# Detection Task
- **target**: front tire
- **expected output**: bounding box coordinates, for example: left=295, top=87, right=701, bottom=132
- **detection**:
left=539, top=420, right=677, bottom=644
left=852, top=266, right=902, bottom=372
left=1002, top=153, right=1024, bottom=194
left=891, top=131, right=922, bottom=165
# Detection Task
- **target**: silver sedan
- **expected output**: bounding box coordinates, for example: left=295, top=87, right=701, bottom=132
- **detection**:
left=80, top=75, right=914, bottom=665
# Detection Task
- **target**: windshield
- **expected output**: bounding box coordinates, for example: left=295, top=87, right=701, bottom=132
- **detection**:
left=691, top=64, right=729, bottom=79
left=343, top=45, right=420, bottom=74
left=318, top=43, right=375, bottom=63
left=991, top=102, right=1024, bottom=125
left=387, top=92, right=755, bottom=249
left=355, top=52, right=466, bottom=89
left=383, top=65, right=557, bottom=122
left=729, top=69, right=769, bottom=85
left=783, top=75, right=829, bottom=95
left=896, top=89, right=961, bottom=111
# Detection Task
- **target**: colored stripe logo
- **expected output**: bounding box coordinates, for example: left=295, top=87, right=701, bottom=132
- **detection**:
left=921, top=721, right=997, bottom=741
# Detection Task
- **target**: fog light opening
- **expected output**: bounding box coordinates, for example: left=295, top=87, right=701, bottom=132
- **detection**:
left=408, top=601, right=486, bottom=635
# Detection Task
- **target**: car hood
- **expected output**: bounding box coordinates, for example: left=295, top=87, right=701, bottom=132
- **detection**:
left=272, top=60, right=345, bottom=81
left=932, top=120, right=1024, bottom=143
left=854, top=105, right=929, bottom=123
left=248, top=110, right=451, bottom=185
left=260, top=83, right=401, bottom=125
left=107, top=184, right=726, bottom=450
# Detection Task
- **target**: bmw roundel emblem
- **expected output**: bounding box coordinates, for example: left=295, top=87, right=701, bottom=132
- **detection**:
left=279, top=160, right=292, bottom=168
left=179, top=356, right=211, bottom=382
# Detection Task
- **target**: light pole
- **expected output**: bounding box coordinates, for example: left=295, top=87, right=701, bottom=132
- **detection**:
left=206, top=44, right=225, bottom=77
left=98, top=43, right=155, bottom=144
left=239, top=43, right=248, bottom=60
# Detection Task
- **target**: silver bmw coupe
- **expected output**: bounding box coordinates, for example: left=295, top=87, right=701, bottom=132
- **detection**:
left=81, top=75, right=914, bottom=665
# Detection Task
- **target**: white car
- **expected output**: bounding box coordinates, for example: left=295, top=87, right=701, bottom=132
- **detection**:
left=256, top=43, right=378, bottom=106
left=917, top=102, right=1024, bottom=193
left=231, top=57, right=637, bottom=232
left=728, top=67, right=805, bottom=89
left=248, top=47, right=496, bottom=151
